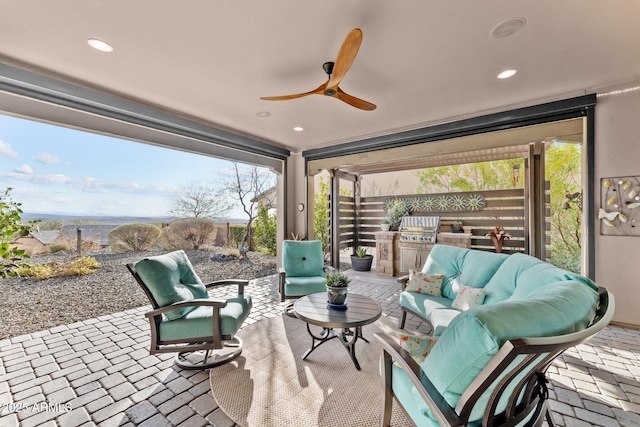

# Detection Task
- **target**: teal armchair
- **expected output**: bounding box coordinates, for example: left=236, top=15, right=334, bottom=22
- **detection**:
left=127, top=250, right=252, bottom=369
left=375, top=288, right=614, bottom=426
left=279, top=240, right=330, bottom=305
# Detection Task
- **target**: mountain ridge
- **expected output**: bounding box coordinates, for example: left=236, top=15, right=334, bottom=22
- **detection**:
left=22, top=212, right=247, bottom=225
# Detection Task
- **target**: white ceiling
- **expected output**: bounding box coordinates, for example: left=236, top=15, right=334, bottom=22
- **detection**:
left=1, top=1, right=639, bottom=156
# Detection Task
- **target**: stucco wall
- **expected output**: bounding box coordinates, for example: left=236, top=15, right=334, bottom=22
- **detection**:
left=594, top=88, right=640, bottom=326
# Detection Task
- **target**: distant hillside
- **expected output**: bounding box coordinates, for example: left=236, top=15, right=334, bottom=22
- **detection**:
left=22, top=212, right=248, bottom=225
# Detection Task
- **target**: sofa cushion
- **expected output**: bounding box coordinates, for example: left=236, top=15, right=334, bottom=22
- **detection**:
left=451, top=285, right=486, bottom=311
left=399, top=335, right=439, bottom=364
left=421, top=280, right=598, bottom=422
left=422, top=245, right=509, bottom=300
left=429, top=309, right=461, bottom=337
left=391, top=364, right=440, bottom=426
left=406, top=271, right=444, bottom=296
left=400, top=292, right=452, bottom=323
left=483, top=253, right=599, bottom=304
left=134, top=250, right=208, bottom=320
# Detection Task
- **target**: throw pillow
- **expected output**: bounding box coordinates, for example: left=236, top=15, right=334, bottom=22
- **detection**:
left=399, top=335, right=439, bottom=364
left=406, top=270, right=444, bottom=296
left=451, top=285, right=486, bottom=311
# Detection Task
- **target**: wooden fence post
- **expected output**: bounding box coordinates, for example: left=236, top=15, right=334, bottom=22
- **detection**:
left=76, top=228, right=82, bottom=256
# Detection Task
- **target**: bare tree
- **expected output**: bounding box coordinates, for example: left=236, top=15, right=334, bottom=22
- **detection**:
left=167, top=182, right=233, bottom=219
left=220, top=163, right=275, bottom=255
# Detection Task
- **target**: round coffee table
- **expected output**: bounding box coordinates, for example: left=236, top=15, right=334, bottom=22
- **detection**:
left=293, top=292, right=382, bottom=370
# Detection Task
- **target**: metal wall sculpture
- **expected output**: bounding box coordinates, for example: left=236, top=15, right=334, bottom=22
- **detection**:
left=384, top=193, right=486, bottom=213
left=600, top=176, right=640, bottom=236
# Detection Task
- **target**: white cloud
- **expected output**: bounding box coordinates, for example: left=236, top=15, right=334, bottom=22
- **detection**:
left=0, top=170, right=176, bottom=196
left=45, top=174, right=73, bottom=184
left=37, top=152, right=65, bottom=165
left=14, top=164, right=33, bottom=174
left=0, top=140, right=19, bottom=158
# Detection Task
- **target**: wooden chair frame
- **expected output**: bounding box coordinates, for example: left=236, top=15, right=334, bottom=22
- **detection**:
left=375, top=287, right=614, bottom=427
left=127, top=263, right=249, bottom=369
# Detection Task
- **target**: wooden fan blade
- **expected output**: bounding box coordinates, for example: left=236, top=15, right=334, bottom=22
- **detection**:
left=327, top=28, right=363, bottom=89
left=261, top=81, right=327, bottom=101
left=335, top=87, right=376, bottom=111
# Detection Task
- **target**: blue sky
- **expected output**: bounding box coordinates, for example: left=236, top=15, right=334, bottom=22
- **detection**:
left=0, top=113, right=260, bottom=218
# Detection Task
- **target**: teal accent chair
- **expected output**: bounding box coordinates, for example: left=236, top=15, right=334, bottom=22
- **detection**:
left=127, top=250, right=252, bottom=369
left=375, top=287, right=614, bottom=426
left=279, top=240, right=330, bottom=307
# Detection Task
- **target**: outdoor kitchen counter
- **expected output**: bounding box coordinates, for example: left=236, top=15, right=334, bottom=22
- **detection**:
left=374, top=231, right=472, bottom=277
left=436, top=232, right=472, bottom=249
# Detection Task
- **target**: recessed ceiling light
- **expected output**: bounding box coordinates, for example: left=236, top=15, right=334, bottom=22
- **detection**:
left=491, top=18, right=527, bottom=38
left=87, top=38, right=114, bottom=52
left=293, top=126, right=304, bottom=132
left=497, top=69, right=517, bottom=79
left=256, top=111, right=271, bottom=118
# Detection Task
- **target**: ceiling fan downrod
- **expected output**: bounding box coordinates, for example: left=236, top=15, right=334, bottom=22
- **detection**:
left=322, top=62, right=337, bottom=96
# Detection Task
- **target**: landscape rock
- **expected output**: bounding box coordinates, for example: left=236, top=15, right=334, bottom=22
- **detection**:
left=0, top=249, right=277, bottom=340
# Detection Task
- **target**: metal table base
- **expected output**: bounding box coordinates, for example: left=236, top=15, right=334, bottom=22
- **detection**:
left=301, top=324, right=370, bottom=370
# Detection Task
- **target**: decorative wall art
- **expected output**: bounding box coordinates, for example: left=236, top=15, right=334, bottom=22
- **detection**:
left=384, top=194, right=486, bottom=213
left=600, top=176, right=640, bottom=236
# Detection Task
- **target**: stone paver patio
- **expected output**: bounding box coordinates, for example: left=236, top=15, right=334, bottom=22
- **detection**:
left=1, top=270, right=640, bottom=427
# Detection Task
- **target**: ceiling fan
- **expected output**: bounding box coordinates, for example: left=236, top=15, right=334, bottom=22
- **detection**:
left=261, top=28, right=376, bottom=111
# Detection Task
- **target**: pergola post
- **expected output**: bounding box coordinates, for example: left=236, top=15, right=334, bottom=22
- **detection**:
left=353, top=175, right=361, bottom=254
left=527, top=141, right=546, bottom=259
left=329, top=169, right=340, bottom=268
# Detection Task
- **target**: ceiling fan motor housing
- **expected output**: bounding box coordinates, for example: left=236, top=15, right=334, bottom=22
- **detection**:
left=323, top=61, right=335, bottom=76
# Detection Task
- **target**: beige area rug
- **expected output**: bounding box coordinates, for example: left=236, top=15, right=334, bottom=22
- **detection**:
left=209, top=313, right=414, bottom=427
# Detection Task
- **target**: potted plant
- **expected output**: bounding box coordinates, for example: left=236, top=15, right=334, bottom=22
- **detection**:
left=485, top=225, right=512, bottom=253
left=350, top=246, right=374, bottom=271
left=325, top=270, right=350, bottom=308
left=381, top=219, right=391, bottom=232
left=451, top=220, right=463, bottom=233
left=385, top=199, right=408, bottom=231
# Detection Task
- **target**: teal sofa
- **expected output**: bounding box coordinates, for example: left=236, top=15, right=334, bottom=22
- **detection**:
left=376, top=244, right=614, bottom=426
left=398, top=244, right=597, bottom=337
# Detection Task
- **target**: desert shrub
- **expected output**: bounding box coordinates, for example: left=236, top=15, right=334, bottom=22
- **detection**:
left=108, top=223, right=161, bottom=253
left=19, top=256, right=100, bottom=279
left=220, top=247, right=240, bottom=258
left=1, top=188, right=38, bottom=278
left=252, top=205, right=276, bottom=255
left=163, top=217, right=217, bottom=250
left=68, top=256, right=101, bottom=275
left=49, top=243, right=70, bottom=254
left=19, top=264, right=52, bottom=279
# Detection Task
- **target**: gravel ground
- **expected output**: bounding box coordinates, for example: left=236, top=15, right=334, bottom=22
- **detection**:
left=0, top=249, right=277, bottom=340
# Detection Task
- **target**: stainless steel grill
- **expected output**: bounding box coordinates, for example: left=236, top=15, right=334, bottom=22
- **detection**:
left=399, top=216, right=440, bottom=243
